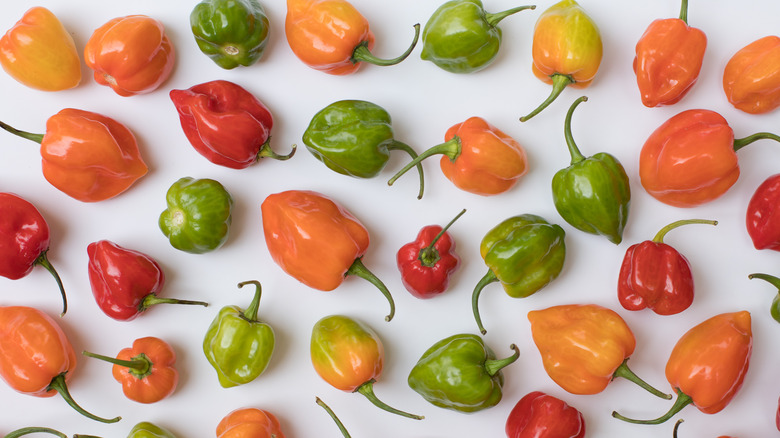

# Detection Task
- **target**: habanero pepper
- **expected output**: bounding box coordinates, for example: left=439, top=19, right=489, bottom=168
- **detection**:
left=618, top=219, right=717, bottom=316
left=505, top=391, right=585, bottom=438
left=633, top=0, right=707, bottom=107
left=216, top=407, right=286, bottom=438
left=748, top=273, right=780, bottom=323
left=190, top=0, right=271, bottom=69
left=746, top=173, right=780, bottom=251
left=0, top=192, right=67, bottom=315
left=671, top=419, right=738, bottom=438
left=170, top=80, right=294, bottom=170
left=0, top=109, right=148, bottom=202
left=128, top=421, right=178, bottom=438
left=388, top=116, right=529, bottom=196
left=285, top=0, right=420, bottom=75
left=613, top=311, right=752, bottom=425
left=723, top=36, right=780, bottom=115
left=639, top=109, right=780, bottom=207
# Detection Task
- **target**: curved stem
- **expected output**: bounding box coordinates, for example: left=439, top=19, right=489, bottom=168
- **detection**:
left=352, top=24, right=420, bottom=67
left=46, top=373, right=121, bottom=423
left=388, top=138, right=461, bottom=187
left=612, top=359, right=671, bottom=399
left=82, top=350, right=151, bottom=376
left=749, top=272, right=780, bottom=289
left=678, top=0, right=689, bottom=24
left=733, top=132, right=780, bottom=152
left=652, top=219, right=718, bottom=243
left=316, top=397, right=352, bottom=438
left=472, top=269, right=498, bottom=335
left=484, top=344, right=520, bottom=376
left=237, top=280, right=263, bottom=322
left=346, top=258, right=395, bottom=322
left=258, top=140, right=296, bottom=161
left=520, top=74, right=574, bottom=122
left=673, top=419, right=684, bottom=438
left=140, top=293, right=209, bottom=313
left=355, top=380, right=424, bottom=420
left=612, top=388, right=692, bottom=425
left=486, top=5, right=536, bottom=27
left=563, top=96, right=589, bottom=165
left=0, top=120, right=44, bottom=143
left=34, top=251, right=67, bottom=317
left=3, top=427, right=67, bottom=438
left=386, top=141, right=425, bottom=199
left=419, top=209, right=467, bottom=266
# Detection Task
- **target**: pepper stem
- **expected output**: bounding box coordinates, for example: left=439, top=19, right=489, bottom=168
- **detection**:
left=520, top=74, right=575, bottom=122
left=563, top=96, right=588, bottom=164
left=733, top=132, right=780, bottom=152
left=678, top=0, right=689, bottom=24
left=652, top=219, right=718, bottom=243
left=386, top=141, right=425, bottom=199
left=612, top=387, right=692, bottom=425
left=3, top=427, right=67, bottom=438
left=82, top=350, right=152, bottom=378
left=486, top=5, right=536, bottom=27
left=140, top=293, right=209, bottom=313
left=387, top=137, right=461, bottom=187
left=46, top=373, right=121, bottom=423
left=257, top=140, right=296, bottom=161
left=237, top=280, right=263, bottom=322
left=0, top=120, right=44, bottom=143
left=34, top=251, right=67, bottom=317
left=355, top=380, right=424, bottom=420
left=484, top=344, right=520, bottom=376
left=351, top=24, right=420, bottom=67
left=472, top=269, right=499, bottom=335
left=748, top=273, right=780, bottom=322
left=612, top=359, right=672, bottom=399
left=346, top=258, right=395, bottom=322
left=419, top=209, right=467, bottom=267
left=316, top=397, right=353, bottom=438
left=673, top=419, right=685, bottom=438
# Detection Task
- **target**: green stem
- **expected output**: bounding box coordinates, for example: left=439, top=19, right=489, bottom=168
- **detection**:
left=352, top=24, right=420, bottom=67
left=733, top=132, right=780, bottom=152
left=673, top=419, right=684, bottom=438
left=472, top=269, right=499, bottom=335
left=652, top=219, right=718, bottom=243
left=82, top=351, right=152, bottom=378
left=612, top=388, right=692, bottom=425
left=520, top=74, right=575, bottom=122
left=355, top=380, right=424, bottom=420
left=749, top=272, right=780, bottom=289
left=237, top=280, right=263, bottom=321
left=46, top=373, right=121, bottom=424
left=678, top=0, right=689, bottom=24
left=484, top=344, right=520, bottom=376
left=563, top=96, right=588, bottom=165
left=3, top=427, right=66, bottom=438
left=388, top=137, right=461, bottom=187
left=258, top=140, right=296, bottom=161
left=485, top=5, right=536, bottom=27
left=316, top=397, right=352, bottom=438
left=140, top=293, right=209, bottom=313
left=0, top=120, right=44, bottom=143
left=419, top=209, right=467, bottom=267
left=386, top=141, right=425, bottom=199
left=346, top=258, right=395, bottom=322
left=34, top=251, right=67, bottom=317
left=612, top=359, right=671, bottom=399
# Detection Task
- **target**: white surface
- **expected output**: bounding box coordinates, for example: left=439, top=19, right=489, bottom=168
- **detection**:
left=1, top=0, right=780, bottom=437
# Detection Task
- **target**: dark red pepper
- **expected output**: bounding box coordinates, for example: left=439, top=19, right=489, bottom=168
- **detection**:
left=169, top=79, right=295, bottom=169
left=87, top=240, right=208, bottom=321
left=396, top=209, right=464, bottom=299
left=618, top=219, right=717, bottom=315
left=746, top=173, right=780, bottom=251
left=0, top=192, right=67, bottom=315
left=505, top=390, right=585, bottom=438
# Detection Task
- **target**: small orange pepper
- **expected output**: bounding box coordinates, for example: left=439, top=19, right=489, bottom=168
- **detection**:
left=216, top=407, right=286, bottom=438
left=0, top=7, right=81, bottom=91
left=285, top=0, right=420, bottom=75
left=84, top=15, right=175, bottom=96
left=723, top=35, right=780, bottom=114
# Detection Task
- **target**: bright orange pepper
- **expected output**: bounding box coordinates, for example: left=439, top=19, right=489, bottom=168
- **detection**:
left=0, top=7, right=81, bottom=91
left=216, top=407, right=286, bottom=438
left=84, top=15, right=175, bottom=96
left=723, top=35, right=780, bottom=114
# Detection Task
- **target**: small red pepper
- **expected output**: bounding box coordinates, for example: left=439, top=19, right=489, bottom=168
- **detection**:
left=505, top=391, right=585, bottom=438
left=0, top=192, right=67, bottom=315
left=82, top=336, right=178, bottom=404
left=169, top=80, right=295, bottom=169
left=618, top=219, right=717, bottom=315
left=396, top=209, right=464, bottom=299
left=746, top=173, right=780, bottom=251
left=723, top=35, right=780, bottom=115
left=87, top=240, right=209, bottom=321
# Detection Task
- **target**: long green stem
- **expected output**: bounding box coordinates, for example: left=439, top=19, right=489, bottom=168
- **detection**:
left=472, top=269, right=498, bottom=335
left=388, top=137, right=461, bottom=187
left=140, top=293, right=209, bottom=313
left=563, top=96, right=588, bottom=165
left=386, top=141, right=425, bottom=199
left=0, top=120, right=44, bottom=143
left=352, top=24, right=420, bottom=67
left=520, top=74, right=574, bottom=122
left=419, top=209, right=467, bottom=266
left=612, top=359, right=671, bottom=399
left=346, top=258, right=395, bottom=322
left=733, top=132, right=780, bottom=151
left=486, top=5, right=536, bottom=27
left=46, top=374, right=121, bottom=423
left=612, top=388, right=692, bottom=425
left=34, top=251, right=67, bottom=317
left=237, top=280, right=263, bottom=321
left=316, top=397, right=352, bottom=438
left=82, top=350, right=151, bottom=376
left=652, top=219, right=717, bottom=243
left=484, top=344, right=520, bottom=376
left=3, top=427, right=67, bottom=438
left=678, top=0, right=689, bottom=24
left=355, top=380, right=424, bottom=420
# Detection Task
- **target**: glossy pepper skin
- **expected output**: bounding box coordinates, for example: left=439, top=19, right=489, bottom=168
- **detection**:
left=84, top=15, right=175, bottom=96
left=723, top=36, right=780, bottom=114
left=746, top=173, right=780, bottom=251
left=190, top=0, right=270, bottom=69
left=303, top=100, right=424, bottom=199
left=396, top=209, right=464, bottom=298
left=216, top=407, right=286, bottom=438
left=639, top=109, right=780, bottom=207
left=389, top=116, right=528, bottom=196
left=0, top=7, right=81, bottom=91
left=420, top=1, right=535, bottom=74
left=748, top=273, right=780, bottom=323
left=0, top=109, right=148, bottom=202
left=82, top=336, right=178, bottom=404
left=285, top=0, right=420, bottom=75
left=528, top=304, right=671, bottom=398
left=0, top=305, right=120, bottom=423
left=261, top=190, right=396, bottom=321
left=159, top=177, right=234, bottom=254
left=407, top=333, right=519, bottom=413
left=618, top=219, right=717, bottom=315
left=505, top=391, right=585, bottom=438
left=311, top=315, right=423, bottom=420
left=613, top=311, right=752, bottom=425
left=0, top=192, right=67, bottom=315
left=128, top=421, right=178, bottom=438
left=472, top=214, right=566, bottom=335
left=87, top=240, right=208, bottom=321
left=203, top=280, right=275, bottom=388
left=170, top=80, right=294, bottom=169
left=552, top=96, right=630, bottom=244
left=633, top=0, right=706, bottom=107
left=520, top=0, right=602, bottom=122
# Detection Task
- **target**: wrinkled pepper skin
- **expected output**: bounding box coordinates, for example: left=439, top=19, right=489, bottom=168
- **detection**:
left=407, top=333, right=519, bottom=413
left=0, top=7, right=81, bottom=91
left=633, top=0, right=706, bottom=107
left=552, top=96, right=630, bottom=244
left=746, top=173, right=780, bottom=251
left=84, top=15, right=175, bottom=96
left=216, top=407, right=286, bottom=438
left=420, top=0, right=535, bottom=74
left=723, top=36, right=780, bottom=114
left=203, top=280, right=275, bottom=388
left=159, top=177, right=234, bottom=254
left=520, top=0, right=602, bottom=121
left=170, top=80, right=294, bottom=169
left=128, top=421, right=178, bottom=438
left=472, top=214, right=566, bottom=334
left=190, top=0, right=270, bottom=69
left=613, top=311, right=752, bottom=425
left=505, top=391, right=585, bottom=438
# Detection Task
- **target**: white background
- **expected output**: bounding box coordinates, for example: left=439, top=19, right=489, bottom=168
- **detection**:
left=1, top=0, right=780, bottom=437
